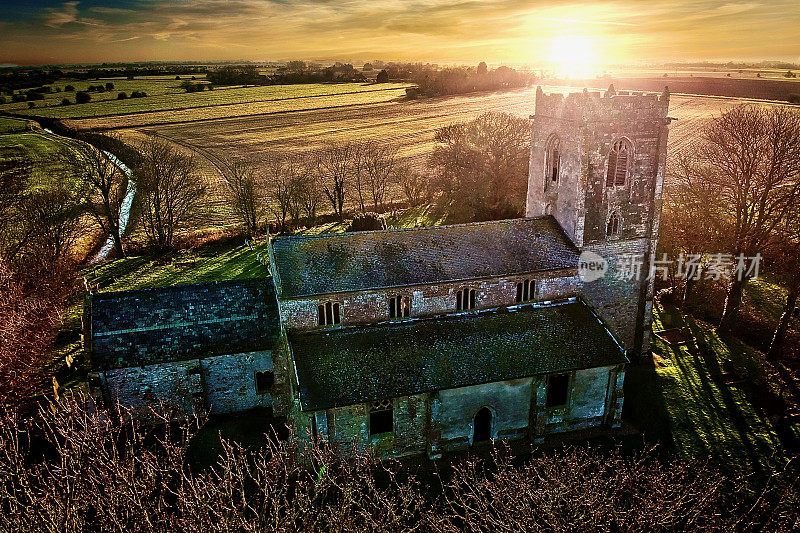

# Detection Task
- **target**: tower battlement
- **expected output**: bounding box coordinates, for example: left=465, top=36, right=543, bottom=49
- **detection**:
left=534, top=86, right=670, bottom=121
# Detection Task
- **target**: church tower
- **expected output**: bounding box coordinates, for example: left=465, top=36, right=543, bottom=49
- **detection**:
left=526, top=86, right=671, bottom=356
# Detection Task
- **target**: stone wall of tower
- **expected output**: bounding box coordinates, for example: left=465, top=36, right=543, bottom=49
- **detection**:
left=526, top=87, right=670, bottom=354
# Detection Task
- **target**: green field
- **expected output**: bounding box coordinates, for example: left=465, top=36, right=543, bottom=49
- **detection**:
left=0, top=130, right=83, bottom=189
left=0, top=76, right=202, bottom=114
left=82, top=238, right=272, bottom=293
left=0, top=116, right=31, bottom=133
left=10, top=81, right=410, bottom=121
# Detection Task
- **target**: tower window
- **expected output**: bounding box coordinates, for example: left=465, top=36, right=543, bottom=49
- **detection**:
left=388, top=294, right=410, bottom=319
left=607, top=211, right=620, bottom=236
left=369, top=399, right=394, bottom=436
left=515, top=279, right=536, bottom=303
left=255, top=370, right=274, bottom=395
left=606, top=139, right=632, bottom=187
left=456, top=288, right=476, bottom=311
left=545, top=135, right=561, bottom=190
left=317, top=301, right=341, bottom=326
left=546, top=373, right=570, bottom=407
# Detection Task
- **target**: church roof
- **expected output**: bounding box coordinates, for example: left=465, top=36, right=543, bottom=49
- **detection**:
left=271, top=216, right=579, bottom=299
left=90, top=278, right=281, bottom=370
left=289, top=299, right=625, bottom=412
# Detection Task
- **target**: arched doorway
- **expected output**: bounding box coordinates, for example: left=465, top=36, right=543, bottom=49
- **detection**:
left=473, top=407, right=493, bottom=443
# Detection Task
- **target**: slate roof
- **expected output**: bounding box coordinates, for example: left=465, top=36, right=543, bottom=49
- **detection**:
left=289, top=299, right=625, bottom=412
left=271, top=216, right=579, bottom=298
left=91, top=278, right=281, bottom=370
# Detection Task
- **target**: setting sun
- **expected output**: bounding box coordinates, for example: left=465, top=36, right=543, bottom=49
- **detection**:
left=547, top=35, right=599, bottom=74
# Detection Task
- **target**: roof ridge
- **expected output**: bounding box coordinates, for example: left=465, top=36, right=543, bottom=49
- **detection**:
left=273, top=215, right=555, bottom=241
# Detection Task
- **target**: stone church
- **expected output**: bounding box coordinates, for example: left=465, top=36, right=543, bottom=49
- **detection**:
left=87, top=87, right=671, bottom=458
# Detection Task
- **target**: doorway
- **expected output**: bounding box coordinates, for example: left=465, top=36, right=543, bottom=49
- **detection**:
left=473, top=407, right=493, bottom=443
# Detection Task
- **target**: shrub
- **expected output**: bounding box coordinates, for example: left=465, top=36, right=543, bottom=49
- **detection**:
left=27, top=101, right=35, bottom=109
left=11, top=94, right=25, bottom=103
left=117, top=92, right=128, bottom=99
left=130, top=91, right=147, bottom=98
left=105, top=82, right=114, bottom=90
left=60, top=97, right=71, bottom=105
left=788, top=93, right=800, bottom=104
left=75, top=91, right=91, bottom=104
left=346, top=213, right=386, bottom=232
left=376, top=69, right=389, bottom=83
left=64, top=84, right=75, bottom=91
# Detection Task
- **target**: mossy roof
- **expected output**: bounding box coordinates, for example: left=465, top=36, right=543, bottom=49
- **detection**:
left=289, top=299, right=625, bottom=411
left=90, top=278, right=281, bottom=369
left=272, top=216, right=579, bottom=298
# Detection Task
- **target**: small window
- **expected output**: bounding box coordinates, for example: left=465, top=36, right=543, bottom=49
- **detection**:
left=546, top=373, right=570, bottom=407
left=317, top=301, right=341, bottom=326
left=606, top=212, right=620, bottom=236
left=255, top=370, right=274, bottom=394
left=456, top=288, right=476, bottom=311
left=606, top=139, right=631, bottom=187
left=545, top=135, right=560, bottom=189
left=369, top=399, right=394, bottom=436
left=515, top=279, right=536, bottom=303
left=388, top=294, right=410, bottom=319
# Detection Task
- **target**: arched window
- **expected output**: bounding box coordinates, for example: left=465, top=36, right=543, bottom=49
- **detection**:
left=606, top=211, right=620, bottom=236
left=606, top=139, right=632, bottom=187
left=544, top=135, right=560, bottom=189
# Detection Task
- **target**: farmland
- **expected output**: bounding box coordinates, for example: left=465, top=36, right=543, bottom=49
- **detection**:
left=4, top=81, right=410, bottom=121
left=94, top=85, right=751, bottom=229
left=0, top=76, right=195, bottom=113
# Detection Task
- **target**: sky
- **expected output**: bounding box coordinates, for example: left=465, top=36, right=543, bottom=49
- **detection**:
left=0, top=1, right=798, bottom=66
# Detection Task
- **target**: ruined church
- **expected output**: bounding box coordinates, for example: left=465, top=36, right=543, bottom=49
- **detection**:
left=87, top=87, right=671, bottom=458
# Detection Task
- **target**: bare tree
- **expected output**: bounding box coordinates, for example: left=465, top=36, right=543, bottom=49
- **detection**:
left=295, top=162, right=322, bottom=223
left=317, top=142, right=357, bottom=219
left=266, top=152, right=308, bottom=232
left=224, top=161, right=264, bottom=237
left=393, top=164, right=427, bottom=207
left=362, top=142, right=397, bottom=212
left=430, top=112, right=530, bottom=221
left=62, top=135, right=128, bottom=258
left=661, top=154, right=727, bottom=307
left=682, top=105, right=800, bottom=332
left=136, top=135, right=207, bottom=250
left=766, top=208, right=800, bottom=360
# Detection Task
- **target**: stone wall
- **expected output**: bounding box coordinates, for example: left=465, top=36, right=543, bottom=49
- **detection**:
left=98, top=349, right=279, bottom=417
left=525, top=88, right=670, bottom=355
left=295, top=366, right=621, bottom=459
left=432, top=379, right=533, bottom=452
left=280, top=270, right=579, bottom=330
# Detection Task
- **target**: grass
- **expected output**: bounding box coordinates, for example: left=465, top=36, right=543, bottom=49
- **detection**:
left=0, top=130, right=83, bottom=189
left=624, top=303, right=800, bottom=477
left=82, top=238, right=272, bottom=293
left=0, top=76, right=200, bottom=114
left=0, top=116, right=31, bottom=133
left=15, top=82, right=411, bottom=120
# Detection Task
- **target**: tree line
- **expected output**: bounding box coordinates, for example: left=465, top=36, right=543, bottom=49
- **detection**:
left=223, top=111, right=531, bottom=235
left=660, top=104, right=800, bottom=361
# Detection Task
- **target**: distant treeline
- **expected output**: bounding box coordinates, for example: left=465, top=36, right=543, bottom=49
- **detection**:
left=0, top=65, right=207, bottom=93
left=407, top=64, right=533, bottom=97
left=207, top=63, right=370, bottom=86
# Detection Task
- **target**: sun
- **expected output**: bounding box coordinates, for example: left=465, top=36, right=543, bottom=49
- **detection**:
left=547, top=35, right=598, bottom=75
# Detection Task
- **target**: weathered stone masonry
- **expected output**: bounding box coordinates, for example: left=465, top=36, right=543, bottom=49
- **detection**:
left=88, top=279, right=288, bottom=416
left=88, top=86, right=668, bottom=460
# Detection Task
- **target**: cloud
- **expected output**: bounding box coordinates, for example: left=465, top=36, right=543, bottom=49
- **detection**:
left=2, top=0, right=799, bottom=64
left=43, top=1, right=79, bottom=28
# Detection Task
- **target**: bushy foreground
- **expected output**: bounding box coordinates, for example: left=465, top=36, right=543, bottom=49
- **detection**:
left=1, top=398, right=798, bottom=532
